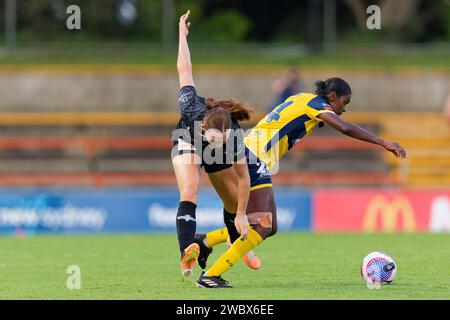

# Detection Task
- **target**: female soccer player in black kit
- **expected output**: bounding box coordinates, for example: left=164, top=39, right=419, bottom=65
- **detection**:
left=172, top=10, right=261, bottom=276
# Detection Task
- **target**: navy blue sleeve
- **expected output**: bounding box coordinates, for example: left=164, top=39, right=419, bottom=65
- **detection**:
left=306, top=95, right=335, bottom=119
left=178, top=86, right=206, bottom=121
left=307, top=95, right=332, bottom=111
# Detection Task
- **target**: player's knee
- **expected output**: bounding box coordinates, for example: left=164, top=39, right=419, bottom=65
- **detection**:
left=223, top=203, right=237, bottom=214
left=251, top=224, right=272, bottom=240
left=247, top=211, right=273, bottom=239
left=269, top=222, right=277, bottom=237
left=179, top=186, right=198, bottom=203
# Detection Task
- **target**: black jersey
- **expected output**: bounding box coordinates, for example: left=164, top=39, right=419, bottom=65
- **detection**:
left=171, top=85, right=245, bottom=162
left=172, top=85, right=207, bottom=145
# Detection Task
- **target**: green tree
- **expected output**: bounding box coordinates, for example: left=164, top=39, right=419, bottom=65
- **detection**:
left=191, top=10, right=252, bottom=42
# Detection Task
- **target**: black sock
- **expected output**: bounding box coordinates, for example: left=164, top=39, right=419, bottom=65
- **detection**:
left=223, top=208, right=240, bottom=243
left=176, top=201, right=197, bottom=255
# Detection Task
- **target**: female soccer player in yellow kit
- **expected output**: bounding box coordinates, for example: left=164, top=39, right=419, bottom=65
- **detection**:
left=196, top=77, right=407, bottom=288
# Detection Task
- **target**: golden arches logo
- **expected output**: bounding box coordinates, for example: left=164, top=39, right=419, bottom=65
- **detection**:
left=363, top=195, right=416, bottom=233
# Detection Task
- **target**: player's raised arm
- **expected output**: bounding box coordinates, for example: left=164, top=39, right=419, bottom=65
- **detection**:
left=312, top=78, right=406, bottom=159
left=317, top=112, right=407, bottom=159
left=177, top=10, right=194, bottom=88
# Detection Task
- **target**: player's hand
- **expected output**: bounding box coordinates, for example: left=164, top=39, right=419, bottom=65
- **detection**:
left=383, top=141, right=407, bottom=159
left=179, top=10, right=191, bottom=37
left=235, top=213, right=249, bottom=241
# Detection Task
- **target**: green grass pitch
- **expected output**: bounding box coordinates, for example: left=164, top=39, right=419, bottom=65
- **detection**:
left=1, top=233, right=449, bottom=299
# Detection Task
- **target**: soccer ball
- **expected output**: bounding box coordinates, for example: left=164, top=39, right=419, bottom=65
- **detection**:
left=360, top=251, right=397, bottom=285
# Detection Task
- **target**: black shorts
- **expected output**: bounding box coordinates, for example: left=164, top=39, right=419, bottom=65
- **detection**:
left=171, top=139, right=233, bottom=174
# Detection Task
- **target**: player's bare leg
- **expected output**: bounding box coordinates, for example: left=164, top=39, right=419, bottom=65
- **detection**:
left=172, top=152, right=201, bottom=276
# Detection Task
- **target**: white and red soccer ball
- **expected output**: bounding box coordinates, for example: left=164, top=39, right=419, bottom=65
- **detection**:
left=360, top=251, right=397, bottom=285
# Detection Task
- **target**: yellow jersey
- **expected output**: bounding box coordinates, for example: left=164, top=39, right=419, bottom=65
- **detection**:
left=244, top=93, right=335, bottom=170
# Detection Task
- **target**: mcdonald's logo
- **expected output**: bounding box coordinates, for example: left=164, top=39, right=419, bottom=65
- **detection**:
left=363, top=195, right=416, bottom=233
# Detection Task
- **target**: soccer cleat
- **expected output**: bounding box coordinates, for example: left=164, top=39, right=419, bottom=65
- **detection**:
left=227, top=237, right=262, bottom=270
left=196, top=271, right=232, bottom=288
left=194, top=233, right=213, bottom=270
left=180, top=243, right=200, bottom=276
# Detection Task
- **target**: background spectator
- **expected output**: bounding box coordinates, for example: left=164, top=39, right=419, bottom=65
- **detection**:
left=268, top=66, right=305, bottom=111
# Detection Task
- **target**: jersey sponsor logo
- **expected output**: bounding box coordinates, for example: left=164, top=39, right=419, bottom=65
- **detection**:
left=363, top=195, right=416, bottom=232
left=248, top=129, right=262, bottom=137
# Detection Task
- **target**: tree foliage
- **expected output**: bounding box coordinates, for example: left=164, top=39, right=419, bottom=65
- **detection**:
left=0, top=0, right=447, bottom=43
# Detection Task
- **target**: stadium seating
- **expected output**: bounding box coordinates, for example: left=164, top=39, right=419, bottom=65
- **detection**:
left=0, top=111, right=446, bottom=187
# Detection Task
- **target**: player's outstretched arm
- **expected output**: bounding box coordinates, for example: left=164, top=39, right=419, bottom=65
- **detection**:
left=317, top=112, right=407, bottom=159
left=177, top=10, right=194, bottom=88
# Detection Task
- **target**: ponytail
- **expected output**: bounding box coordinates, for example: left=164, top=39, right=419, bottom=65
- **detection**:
left=315, top=80, right=328, bottom=96
left=315, top=77, right=351, bottom=97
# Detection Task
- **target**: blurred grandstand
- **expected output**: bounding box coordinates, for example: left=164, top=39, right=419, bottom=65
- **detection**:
left=0, top=109, right=447, bottom=188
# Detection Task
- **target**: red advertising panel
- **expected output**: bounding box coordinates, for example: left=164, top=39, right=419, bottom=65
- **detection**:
left=313, top=189, right=450, bottom=232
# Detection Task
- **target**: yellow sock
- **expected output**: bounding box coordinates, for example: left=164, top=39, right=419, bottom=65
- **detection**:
left=205, top=228, right=263, bottom=277
left=205, top=227, right=229, bottom=248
